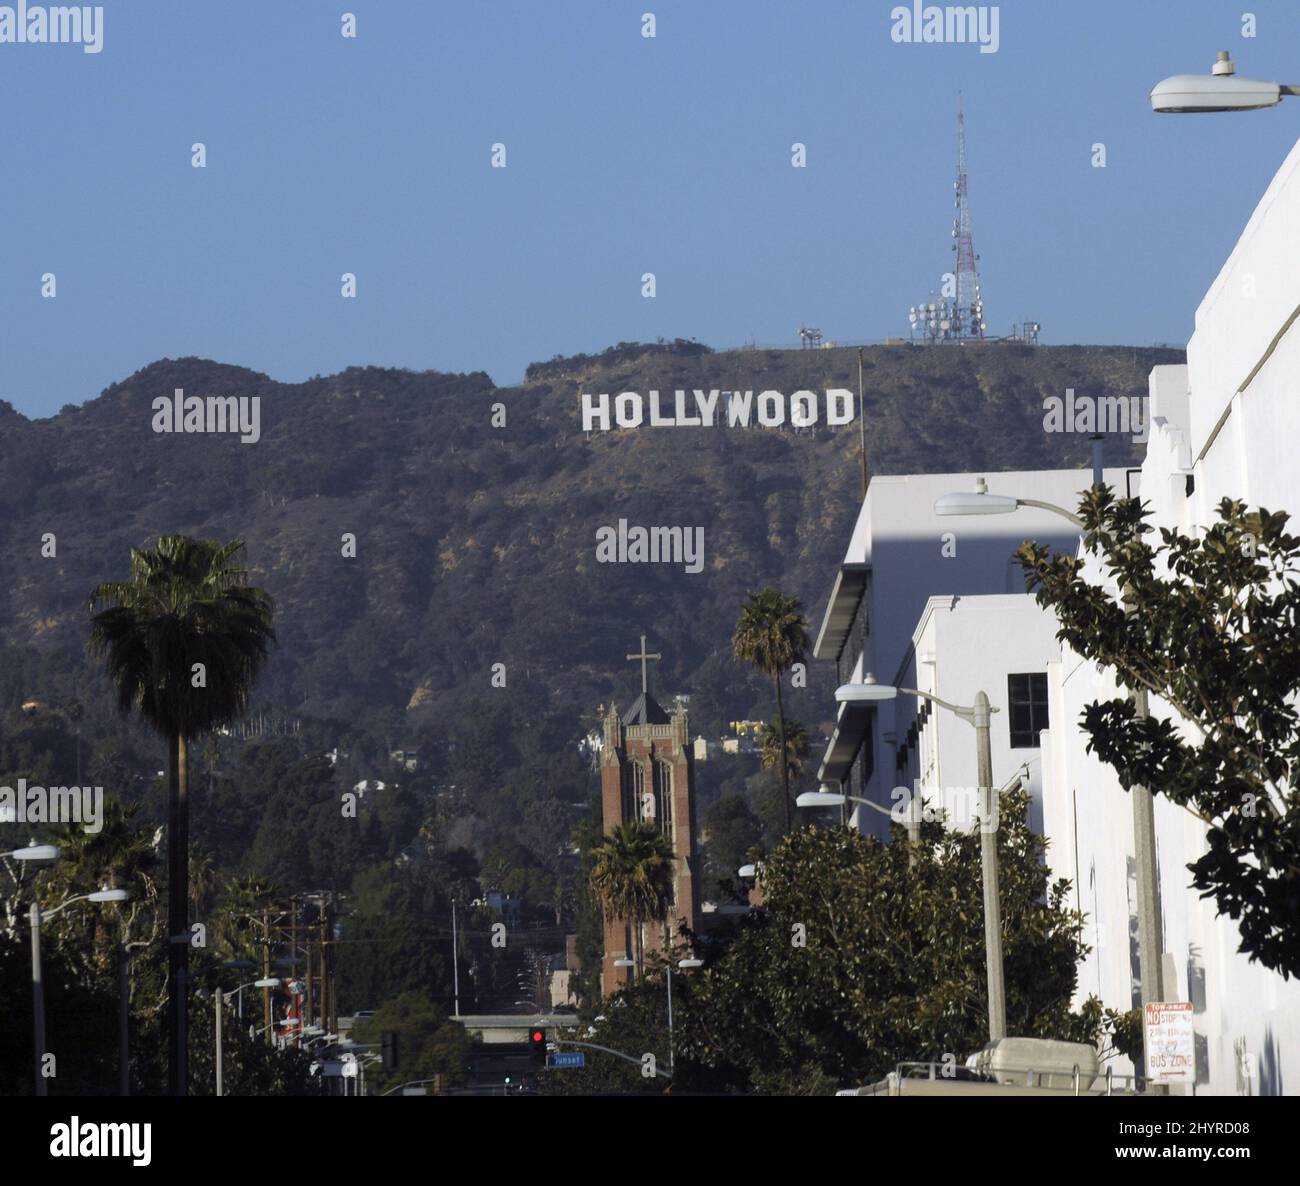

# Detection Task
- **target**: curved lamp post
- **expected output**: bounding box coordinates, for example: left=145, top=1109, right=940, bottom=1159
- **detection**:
left=935, top=474, right=1168, bottom=1080
left=215, top=977, right=280, bottom=1096
left=834, top=678, right=1006, bottom=1042
left=797, top=787, right=922, bottom=851
left=24, top=875, right=129, bottom=1096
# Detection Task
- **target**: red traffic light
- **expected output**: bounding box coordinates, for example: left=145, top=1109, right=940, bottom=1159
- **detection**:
left=529, top=1028, right=545, bottom=1046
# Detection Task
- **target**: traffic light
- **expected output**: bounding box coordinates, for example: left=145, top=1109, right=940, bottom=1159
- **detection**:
left=529, top=1027, right=547, bottom=1065
left=381, top=1030, right=399, bottom=1072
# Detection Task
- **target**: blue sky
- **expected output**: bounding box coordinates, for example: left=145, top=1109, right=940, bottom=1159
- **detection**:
left=2, top=0, right=1298, bottom=417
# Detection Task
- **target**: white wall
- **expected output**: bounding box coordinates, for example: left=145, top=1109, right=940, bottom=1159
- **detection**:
left=833, top=468, right=1125, bottom=835
left=894, top=594, right=1062, bottom=835
left=1037, top=134, right=1300, bottom=1095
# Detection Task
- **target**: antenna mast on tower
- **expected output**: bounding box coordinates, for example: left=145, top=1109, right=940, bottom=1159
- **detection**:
left=951, top=95, right=986, bottom=340
left=909, top=96, right=989, bottom=344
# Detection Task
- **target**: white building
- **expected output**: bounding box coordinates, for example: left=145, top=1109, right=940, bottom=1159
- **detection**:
left=812, top=132, right=1300, bottom=1094
left=1036, top=133, right=1300, bottom=1096
left=892, top=594, right=1063, bottom=835
left=813, top=468, right=1128, bottom=838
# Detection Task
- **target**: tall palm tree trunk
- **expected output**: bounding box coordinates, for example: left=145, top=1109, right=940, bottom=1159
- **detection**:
left=774, top=673, right=791, bottom=832
left=167, top=733, right=190, bottom=1096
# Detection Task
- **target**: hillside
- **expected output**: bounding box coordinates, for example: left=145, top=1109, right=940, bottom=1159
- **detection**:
left=0, top=340, right=1180, bottom=749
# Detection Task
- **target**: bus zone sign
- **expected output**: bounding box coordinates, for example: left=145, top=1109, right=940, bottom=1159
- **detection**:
left=1144, top=1001, right=1195, bottom=1084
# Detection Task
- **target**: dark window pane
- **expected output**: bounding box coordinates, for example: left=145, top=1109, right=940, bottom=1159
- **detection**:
left=1007, top=672, right=1048, bottom=748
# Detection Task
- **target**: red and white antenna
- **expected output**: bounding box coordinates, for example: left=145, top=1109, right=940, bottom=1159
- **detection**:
left=951, top=94, right=986, bottom=341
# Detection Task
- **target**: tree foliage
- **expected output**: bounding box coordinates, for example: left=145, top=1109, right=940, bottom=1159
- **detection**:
left=1017, top=490, right=1300, bottom=978
left=677, top=789, right=1098, bottom=1093
left=733, top=588, right=809, bottom=833
left=589, top=821, right=676, bottom=974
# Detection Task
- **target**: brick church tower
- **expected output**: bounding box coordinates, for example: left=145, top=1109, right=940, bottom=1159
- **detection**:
left=599, top=635, right=699, bottom=995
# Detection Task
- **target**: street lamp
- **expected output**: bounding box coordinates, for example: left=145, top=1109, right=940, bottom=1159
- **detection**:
left=937, top=478, right=1168, bottom=1081
left=214, top=976, right=281, bottom=1097
left=23, top=880, right=129, bottom=1097
left=2, top=842, right=60, bottom=863
left=1151, top=52, right=1296, bottom=114
left=665, top=956, right=703, bottom=1077
left=934, top=477, right=1084, bottom=527
left=836, top=678, right=1007, bottom=1042
left=797, top=786, right=921, bottom=850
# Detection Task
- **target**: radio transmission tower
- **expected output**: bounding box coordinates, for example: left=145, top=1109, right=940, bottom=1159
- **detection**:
left=951, top=95, right=986, bottom=340
left=909, top=96, right=988, bottom=344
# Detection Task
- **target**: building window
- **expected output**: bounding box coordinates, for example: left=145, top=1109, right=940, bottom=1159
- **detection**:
left=1007, top=673, right=1049, bottom=748
left=622, top=761, right=646, bottom=822
left=655, top=761, right=674, bottom=840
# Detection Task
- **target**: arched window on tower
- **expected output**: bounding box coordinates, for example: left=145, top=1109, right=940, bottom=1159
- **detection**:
left=654, top=760, right=674, bottom=841
left=622, top=760, right=647, bottom=824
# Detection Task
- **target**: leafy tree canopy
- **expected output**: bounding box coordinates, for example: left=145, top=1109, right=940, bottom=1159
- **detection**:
left=1018, top=491, right=1300, bottom=978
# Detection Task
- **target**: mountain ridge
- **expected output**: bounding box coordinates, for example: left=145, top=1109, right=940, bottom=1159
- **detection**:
left=0, top=341, right=1183, bottom=748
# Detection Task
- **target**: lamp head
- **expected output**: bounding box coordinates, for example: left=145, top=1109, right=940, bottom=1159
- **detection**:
left=1151, top=52, right=1282, bottom=113
left=797, top=790, right=848, bottom=808
left=835, top=676, right=899, bottom=703
left=934, top=477, right=1019, bottom=517
left=10, top=842, right=59, bottom=863
left=88, top=887, right=129, bottom=903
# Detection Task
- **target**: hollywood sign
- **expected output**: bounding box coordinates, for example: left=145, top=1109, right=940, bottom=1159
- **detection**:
left=581, top=388, right=856, bottom=432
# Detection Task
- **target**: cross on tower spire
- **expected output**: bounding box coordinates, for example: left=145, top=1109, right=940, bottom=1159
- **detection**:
left=626, top=633, right=662, bottom=695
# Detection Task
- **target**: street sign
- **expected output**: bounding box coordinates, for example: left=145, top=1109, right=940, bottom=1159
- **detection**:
left=1143, top=1001, right=1195, bottom=1084
left=546, top=1051, right=586, bottom=1069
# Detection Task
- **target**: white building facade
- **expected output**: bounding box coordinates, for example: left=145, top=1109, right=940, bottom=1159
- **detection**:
left=813, top=468, right=1127, bottom=839
left=892, top=594, right=1063, bottom=836
left=1038, top=135, right=1300, bottom=1096
left=812, top=135, right=1300, bottom=1094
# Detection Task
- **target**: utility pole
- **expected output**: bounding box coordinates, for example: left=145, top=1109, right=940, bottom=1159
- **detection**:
left=1131, top=683, right=1167, bottom=1093
left=1123, top=585, right=1167, bottom=1094
left=305, top=935, right=314, bottom=1045
left=290, top=896, right=298, bottom=1042
left=215, top=989, right=224, bottom=1097
left=858, top=348, right=869, bottom=496
left=451, top=900, right=461, bottom=1018
left=974, top=691, right=1007, bottom=1042
left=31, top=902, right=46, bottom=1096
left=261, top=909, right=272, bottom=1043
left=319, top=901, right=330, bottom=1036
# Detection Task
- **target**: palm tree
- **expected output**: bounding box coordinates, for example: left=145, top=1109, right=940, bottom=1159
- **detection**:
left=214, top=873, right=282, bottom=965
left=733, top=588, right=810, bottom=832
left=589, top=821, right=676, bottom=977
left=758, top=718, right=809, bottom=782
left=88, top=535, right=275, bottom=1096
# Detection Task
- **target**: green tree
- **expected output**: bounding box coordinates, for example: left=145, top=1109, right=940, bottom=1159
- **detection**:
left=537, top=963, right=694, bottom=1096
left=702, top=793, right=763, bottom=900
left=334, top=863, right=455, bottom=1014
left=733, top=589, right=809, bottom=833
left=757, top=718, right=809, bottom=782
left=589, top=821, right=676, bottom=977
left=88, top=534, right=276, bottom=1095
left=678, top=789, right=1098, bottom=1093
left=351, top=991, right=475, bottom=1094
left=1017, top=490, right=1300, bottom=978
left=212, top=873, right=281, bottom=965
left=186, top=995, right=316, bottom=1097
